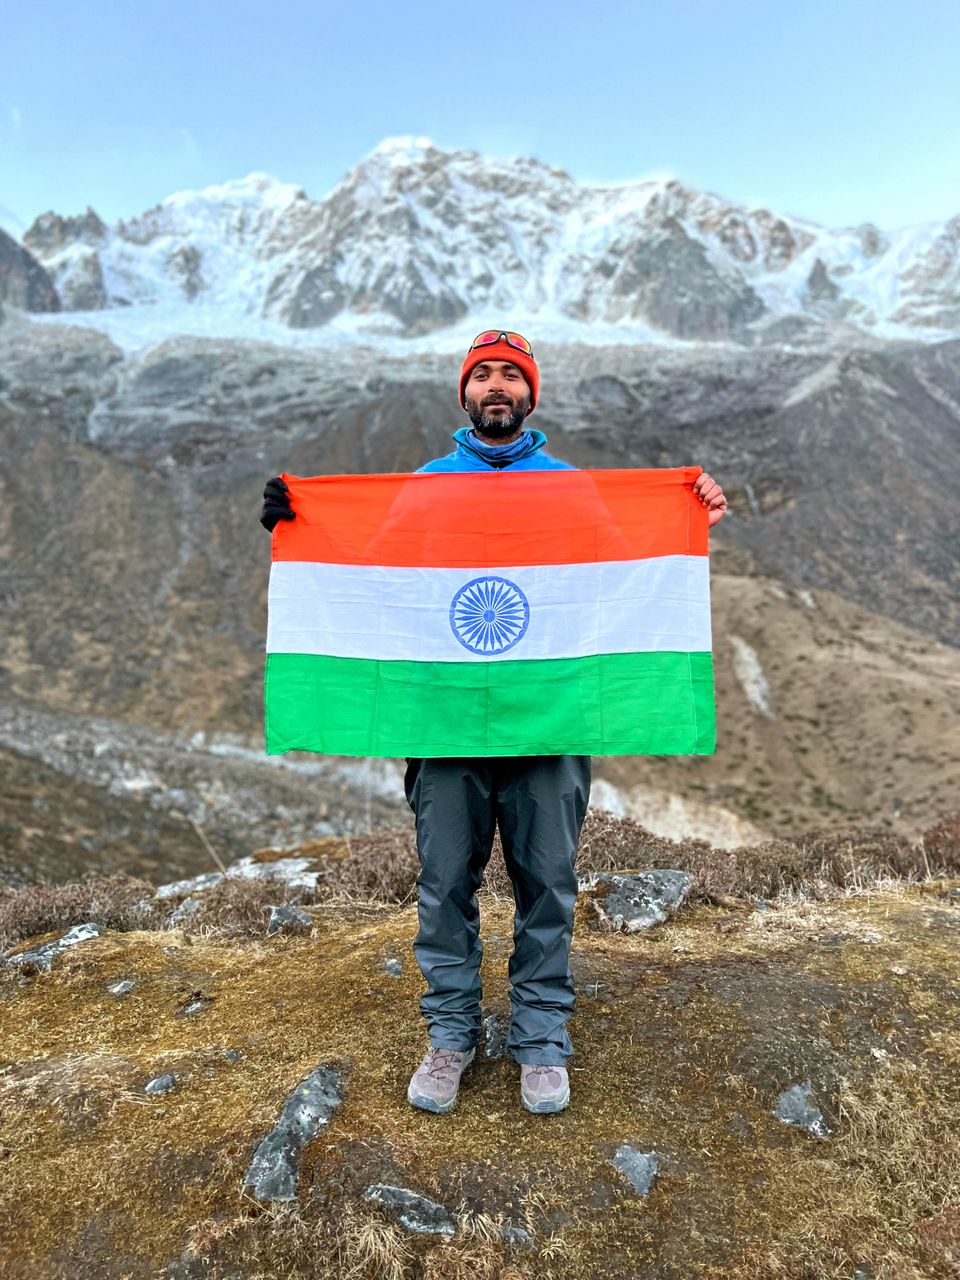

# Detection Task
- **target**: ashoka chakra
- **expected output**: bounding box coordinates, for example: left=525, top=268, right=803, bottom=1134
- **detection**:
left=449, top=576, right=530, bottom=655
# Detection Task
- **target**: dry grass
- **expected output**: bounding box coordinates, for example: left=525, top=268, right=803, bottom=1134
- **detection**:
left=177, top=1189, right=570, bottom=1280
left=184, top=1203, right=343, bottom=1280
left=337, top=1204, right=416, bottom=1280
left=154, top=1039, right=960, bottom=1280
left=566, top=807, right=960, bottom=904
left=0, top=871, right=162, bottom=952
left=307, top=831, right=422, bottom=904
left=180, top=1198, right=569, bottom=1280
left=1, top=882, right=958, bottom=1279
left=920, top=810, right=960, bottom=865
left=4, top=809, right=957, bottom=956
left=733, top=1052, right=960, bottom=1279
left=175, top=873, right=314, bottom=939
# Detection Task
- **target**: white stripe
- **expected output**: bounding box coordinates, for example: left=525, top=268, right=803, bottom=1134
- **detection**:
left=267, top=557, right=711, bottom=662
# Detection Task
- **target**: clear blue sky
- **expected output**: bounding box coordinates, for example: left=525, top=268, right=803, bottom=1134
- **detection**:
left=4, top=0, right=959, bottom=234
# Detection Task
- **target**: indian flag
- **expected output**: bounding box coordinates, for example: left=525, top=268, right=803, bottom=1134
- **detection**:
left=264, top=467, right=715, bottom=757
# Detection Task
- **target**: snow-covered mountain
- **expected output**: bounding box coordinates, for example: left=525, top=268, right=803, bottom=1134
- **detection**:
left=11, top=136, right=960, bottom=347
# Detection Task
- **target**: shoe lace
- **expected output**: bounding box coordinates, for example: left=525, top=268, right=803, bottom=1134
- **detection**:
left=425, top=1049, right=463, bottom=1080
left=524, top=1064, right=561, bottom=1083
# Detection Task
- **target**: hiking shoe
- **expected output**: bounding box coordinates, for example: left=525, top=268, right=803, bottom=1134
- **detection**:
left=407, top=1046, right=476, bottom=1113
left=520, top=1063, right=570, bottom=1114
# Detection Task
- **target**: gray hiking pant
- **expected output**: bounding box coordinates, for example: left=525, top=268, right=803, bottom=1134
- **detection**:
left=403, top=755, right=591, bottom=1066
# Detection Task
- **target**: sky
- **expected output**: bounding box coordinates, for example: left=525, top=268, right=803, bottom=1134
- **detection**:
left=3, top=0, right=960, bottom=236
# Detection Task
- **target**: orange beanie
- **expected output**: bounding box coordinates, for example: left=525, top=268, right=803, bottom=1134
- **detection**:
left=459, top=338, right=539, bottom=414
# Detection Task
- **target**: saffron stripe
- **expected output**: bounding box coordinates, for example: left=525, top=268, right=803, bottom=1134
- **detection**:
left=273, top=467, right=707, bottom=568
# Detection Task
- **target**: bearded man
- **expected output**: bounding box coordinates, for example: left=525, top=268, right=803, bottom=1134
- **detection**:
left=260, top=329, right=728, bottom=1115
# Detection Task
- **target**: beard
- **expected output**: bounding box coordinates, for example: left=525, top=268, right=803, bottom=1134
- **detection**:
left=465, top=393, right=530, bottom=439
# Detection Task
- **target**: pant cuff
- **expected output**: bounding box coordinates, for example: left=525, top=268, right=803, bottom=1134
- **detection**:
left=429, top=1036, right=478, bottom=1052
left=510, top=1049, right=571, bottom=1066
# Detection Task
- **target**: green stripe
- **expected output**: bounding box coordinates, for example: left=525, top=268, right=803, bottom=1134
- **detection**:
left=265, top=651, right=715, bottom=757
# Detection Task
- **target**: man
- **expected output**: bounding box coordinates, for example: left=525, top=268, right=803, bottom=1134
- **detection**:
left=260, top=330, right=728, bottom=1116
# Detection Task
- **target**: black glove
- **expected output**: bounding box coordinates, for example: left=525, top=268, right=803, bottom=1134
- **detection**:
left=260, top=476, right=295, bottom=532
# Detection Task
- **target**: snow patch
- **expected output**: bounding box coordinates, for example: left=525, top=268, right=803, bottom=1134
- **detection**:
left=590, top=779, right=768, bottom=849
left=783, top=357, right=842, bottom=408
left=28, top=301, right=692, bottom=357
left=366, top=135, right=436, bottom=165
left=730, top=635, right=775, bottom=719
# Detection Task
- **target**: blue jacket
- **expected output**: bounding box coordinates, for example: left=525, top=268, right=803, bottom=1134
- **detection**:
left=417, top=426, right=575, bottom=473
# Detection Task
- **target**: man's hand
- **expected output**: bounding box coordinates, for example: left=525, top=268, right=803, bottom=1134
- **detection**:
left=693, top=472, right=728, bottom=527
left=260, top=476, right=295, bottom=532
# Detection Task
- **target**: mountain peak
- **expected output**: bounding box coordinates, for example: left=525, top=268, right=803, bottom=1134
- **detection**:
left=365, top=135, right=439, bottom=165
left=162, top=171, right=303, bottom=212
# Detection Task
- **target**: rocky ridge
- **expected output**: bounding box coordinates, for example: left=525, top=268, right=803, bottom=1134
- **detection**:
left=10, top=137, right=960, bottom=342
left=0, top=227, right=59, bottom=313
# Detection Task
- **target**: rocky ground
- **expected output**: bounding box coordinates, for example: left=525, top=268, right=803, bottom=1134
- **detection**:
left=0, top=703, right=407, bottom=889
left=2, top=812, right=959, bottom=1279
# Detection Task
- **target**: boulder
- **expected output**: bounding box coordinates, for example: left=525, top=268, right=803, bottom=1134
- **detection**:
left=579, top=869, right=694, bottom=931
left=5, top=921, right=101, bottom=973
left=243, top=1066, right=343, bottom=1202
left=362, top=1184, right=455, bottom=1236
left=610, top=1144, right=659, bottom=1196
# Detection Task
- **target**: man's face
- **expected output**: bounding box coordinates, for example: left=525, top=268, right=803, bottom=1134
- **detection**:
left=463, top=360, right=532, bottom=440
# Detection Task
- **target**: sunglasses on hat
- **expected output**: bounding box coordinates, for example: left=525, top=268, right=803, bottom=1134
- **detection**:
left=468, top=330, right=534, bottom=358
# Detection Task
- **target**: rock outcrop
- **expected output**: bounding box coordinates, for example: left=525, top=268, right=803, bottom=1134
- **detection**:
left=0, top=227, right=60, bottom=311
